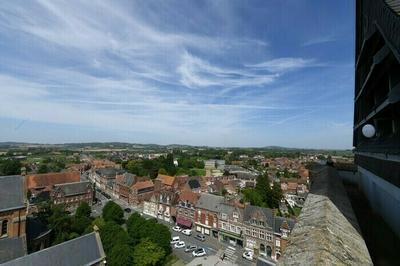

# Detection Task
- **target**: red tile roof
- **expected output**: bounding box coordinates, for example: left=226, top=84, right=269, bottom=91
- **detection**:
left=179, top=190, right=199, bottom=204
left=156, top=174, right=176, bottom=186
left=132, top=180, right=154, bottom=190
left=26, top=171, right=80, bottom=189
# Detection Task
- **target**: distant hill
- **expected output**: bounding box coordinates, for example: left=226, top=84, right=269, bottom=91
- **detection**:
left=0, top=141, right=352, bottom=153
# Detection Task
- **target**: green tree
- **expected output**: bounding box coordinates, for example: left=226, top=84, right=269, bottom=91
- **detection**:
left=38, top=164, right=49, bottom=174
left=242, top=188, right=264, bottom=207
left=126, top=213, right=147, bottom=245
left=126, top=213, right=171, bottom=255
left=92, top=217, right=106, bottom=230
left=270, top=182, right=283, bottom=208
left=102, top=201, right=124, bottom=224
left=255, top=173, right=270, bottom=196
left=99, top=221, right=131, bottom=254
left=71, top=215, right=92, bottom=235
left=108, top=244, right=134, bottom=266
left=75, top=202, right=91, bottom=218
left=35, top=201, right=53, bottom=225
left=158, top=168, right=168, bottom=175
left=0, top=159, right=21, bottom=175
left=143, top=222, right=172, bottom=255
left=133, top=239, right=165, bottom=266
left=48, top=205, right=72, bottom=244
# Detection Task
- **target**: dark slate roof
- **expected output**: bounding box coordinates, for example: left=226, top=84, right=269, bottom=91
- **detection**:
left=95, top=168, right=124, bottom=178
left=0, top=237, right=26, bottom=264
left=3, top=232, right=105, bottom=266
left=188, top=179, right=201, bottom=189
left=27, top=217, right=51, bottom=242
left=123, top=173, right=136, bottom=187
left=0, top=175, right=25, bottom=211
left=273, top=216, right=296, bottom=234
left=53, top=181, right=91, bottom=196
left=196, top=193, right=225, bottom=212
left=243, top=205, right=274, bottom=228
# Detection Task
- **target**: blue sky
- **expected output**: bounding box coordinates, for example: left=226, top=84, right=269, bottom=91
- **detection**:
left=0, top=0, right=355, bottom=149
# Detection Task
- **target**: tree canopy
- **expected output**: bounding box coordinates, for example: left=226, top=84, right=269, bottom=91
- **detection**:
left=242, top=173, right=283, bottom=209
left=0, top=159, right=21, bottom=175
left=102, top=201, right=124, bottom=224
left=133, top=239, right=165, bottom=266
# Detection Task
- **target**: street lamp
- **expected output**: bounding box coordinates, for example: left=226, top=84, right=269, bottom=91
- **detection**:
left=362, top=124, right=376, bottom=138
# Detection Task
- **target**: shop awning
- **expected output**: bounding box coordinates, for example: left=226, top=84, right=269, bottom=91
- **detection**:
left=219, top=230, right=243, bottom=240
left=177, top=217, right=192, bottom=228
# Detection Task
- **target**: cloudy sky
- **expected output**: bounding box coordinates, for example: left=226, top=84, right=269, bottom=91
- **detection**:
left=0, top=0, right=354, bottom=148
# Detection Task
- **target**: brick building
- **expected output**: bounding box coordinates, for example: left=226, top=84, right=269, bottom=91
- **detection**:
left=154, top=174, right=178, bottom=191
left=242, top=205, right=295, bottom=261
left=175, top=190, right=199, bottom=228
left=114, top=173, right=137, bottom=202
left=26, top=171, right=81, bottom=201
left=51, top=181, right=93, bottom=211
left=194, top=193, right=225, bottom=238
left=0, top=175, right=27, bottom=263
left=218, top=203, right=244, bottom=247
left=129, top=180, right=154, bottom=204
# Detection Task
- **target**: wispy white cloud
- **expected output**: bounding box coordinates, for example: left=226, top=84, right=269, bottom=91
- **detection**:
left=178, top=52, right=278, bottom=89
left=302, top=35, right=336, bottom=46
left=246, top=57, right=316, bottom=72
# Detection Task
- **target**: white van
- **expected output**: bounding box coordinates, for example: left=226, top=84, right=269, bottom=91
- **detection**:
left=170, top=236, right=180, bottom=244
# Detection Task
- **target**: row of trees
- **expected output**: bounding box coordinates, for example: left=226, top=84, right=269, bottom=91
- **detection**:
left=35, top=200, right=172, bottom=265
left=241, top=173, right=283, bottom=209
left=123, top=153, right=205, bottom=178
left=123, top=153, right=176, bottom=178
left=97, top=201, right=172, bottom=266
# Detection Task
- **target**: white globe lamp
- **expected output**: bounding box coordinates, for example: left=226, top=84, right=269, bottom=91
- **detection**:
left=362, top=124, right=376, bottom=138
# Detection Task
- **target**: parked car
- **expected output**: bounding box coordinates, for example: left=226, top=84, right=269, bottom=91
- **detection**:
left=170, top=236, right=180, bottom=244
left=124, top=208, right=131, bottom=213
left=181, top=229, right=192, bottom=236
left=172, top=226, right=182, bottom=232
left=242, top=251, right=254, bottom=261
left=195, top=234, right=205, bottom=241
left=184, top=245, right=197, bottom=253
left=192, top=248, right=206, bottom=257
left=174, top=241, right=185, bottom=249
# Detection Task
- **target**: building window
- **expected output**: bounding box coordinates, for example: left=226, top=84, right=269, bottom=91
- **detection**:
left=1, top=220, right=8, bottom=236
left=236, top=226, right=241, bottom=234
left=276, top=239, right=281, bottom=247
left=260, top=232, right=265, bottom=239
left=221, top=222, right=226, bottom=229
left=233, top=212, right=238, bottom=218
left=252, top=229, right=257, bottom=237
left=230, top=225, right=235, bottom=232
left=246, top=229, right=250, bottom=235
left=221, top=213, right=227, bottom=220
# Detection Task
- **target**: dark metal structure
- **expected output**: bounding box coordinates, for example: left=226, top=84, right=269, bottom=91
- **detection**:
left=354, top=0, right=400, bottom=237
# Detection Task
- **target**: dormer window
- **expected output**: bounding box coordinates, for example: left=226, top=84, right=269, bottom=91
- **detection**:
left=233, top=212, right=238, bottom=218
left=259, top=221, right=265, bottom=227
left=221, top=213, right=227, bottom=220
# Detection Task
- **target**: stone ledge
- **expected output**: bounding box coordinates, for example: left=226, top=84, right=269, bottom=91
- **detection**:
left=278, top=166, right=372, bottom=265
